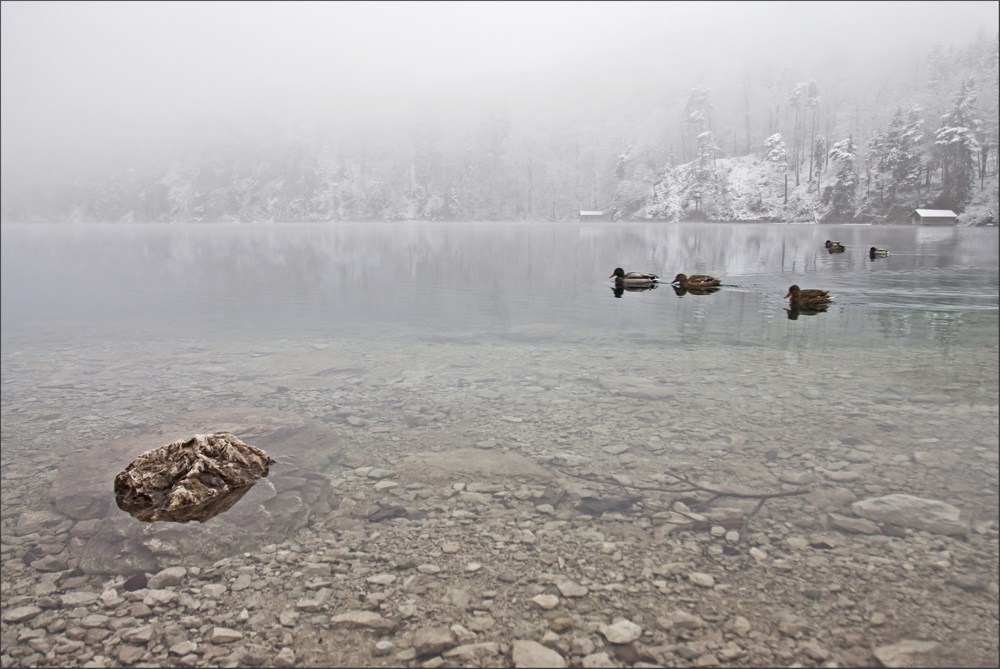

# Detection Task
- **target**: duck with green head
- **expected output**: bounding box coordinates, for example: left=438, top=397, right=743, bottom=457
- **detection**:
left=610, top=267, right=659, bottom=286
left=869, top=247, right=889, bottom=258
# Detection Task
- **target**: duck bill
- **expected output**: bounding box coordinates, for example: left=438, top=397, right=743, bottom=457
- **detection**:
left=783, top=291, right=792, bottom=299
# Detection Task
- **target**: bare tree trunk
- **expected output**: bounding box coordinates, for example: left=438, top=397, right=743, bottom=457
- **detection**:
left=808, top=109, right=817, bottom=181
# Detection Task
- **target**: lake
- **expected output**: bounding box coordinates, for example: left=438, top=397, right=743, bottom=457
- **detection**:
left=1, top=221, right=998, bottom=667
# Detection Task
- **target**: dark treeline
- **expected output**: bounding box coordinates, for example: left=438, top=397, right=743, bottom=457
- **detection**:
left=2, top=33, right=997, bottom=224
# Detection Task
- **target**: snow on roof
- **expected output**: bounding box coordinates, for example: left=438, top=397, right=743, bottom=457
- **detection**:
left=913, top=209, right=957, bottom=217
left=579, top=210, right=605, bottom=215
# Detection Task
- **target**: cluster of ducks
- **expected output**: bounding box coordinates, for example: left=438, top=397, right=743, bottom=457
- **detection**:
left=608, top=268, right=721, bottom=298
left=610, top=238, right=891, bottom=318
left=826, top=239, right=889, bottom=259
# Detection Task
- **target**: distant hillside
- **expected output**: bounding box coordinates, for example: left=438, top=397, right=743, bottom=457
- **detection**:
left=610, top=154, right=999, bottom=226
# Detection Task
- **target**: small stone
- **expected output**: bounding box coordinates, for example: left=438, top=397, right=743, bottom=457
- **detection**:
left=148, top=566, right=187, bottom=589
left=556, top=580, right=588, bottom=597
left=169, top=641, right=197, bottom=656
left=117, top=646, right=145, bottom=665
left=61, top=591, right=99, bottom=607
left=512, top=639, right=566, bottom=668
left=531, top=594, right=560, bottom=610
left=412, top=626, right=454, bottom=657
left=274, top=648, right=296, bottom=668
left=3, top=606, right=42, bottom=623
left=688, top=572, right=715, bottom=588
left=210, top=627, right=243, bottom=644
left=329, top=610, right=398, bottom=632
left=582, top=652, right=615, bottom=668
left=202, top=583, right=227, bottom=598
left=366, top=573, right=397, bottom=585
left=599, top=619, right=642, bottom=644
left=873, top=640, right=940, bottom=667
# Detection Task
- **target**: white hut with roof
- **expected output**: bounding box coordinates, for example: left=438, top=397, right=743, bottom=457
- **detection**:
left=909, top=209, right=958, bottom=225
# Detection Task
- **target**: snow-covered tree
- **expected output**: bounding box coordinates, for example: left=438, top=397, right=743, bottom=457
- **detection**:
left=683, top=87, right=712, bottom=162
left=614, top=145, right=632, bottom=180
left=805, top=81, right=821, bottom=181
left=764, top=133, right=787, bottom=165
left=934, top=77, right=981, bottom=208
left=866, top=128, right=887, bottom=199
left=828, top=136, right=858, bottom=217
left=812, top=134, right=827, bottom=184
left=688, top=130, right=721, bottom=213
left=787, top=82, right=806, bottom=184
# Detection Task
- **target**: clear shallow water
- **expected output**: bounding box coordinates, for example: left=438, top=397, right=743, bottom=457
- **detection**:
left=0, top=222, right=997, bottom=508
left=0, top=222, right=997, bottom=667
left=2, top=221, right=997, bottom=490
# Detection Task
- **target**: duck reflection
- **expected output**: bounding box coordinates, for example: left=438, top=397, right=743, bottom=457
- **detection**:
left=611, top=284, right=657, bottom=298
left=785, top=304, right=829, bottom=320
left=672, top=285, right=721, bottom=297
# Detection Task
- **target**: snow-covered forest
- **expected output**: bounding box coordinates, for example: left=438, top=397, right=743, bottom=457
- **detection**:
left=1, top=7, right=997, bottom=225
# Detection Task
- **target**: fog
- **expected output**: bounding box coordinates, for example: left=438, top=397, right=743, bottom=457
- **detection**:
left=1, top=0, right=996, bottom=180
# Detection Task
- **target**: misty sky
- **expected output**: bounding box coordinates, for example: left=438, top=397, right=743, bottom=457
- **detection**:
left=2, top=1, right=996, bottom=175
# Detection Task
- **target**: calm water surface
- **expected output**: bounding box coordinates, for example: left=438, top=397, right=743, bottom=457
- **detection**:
left=2, top=221, right=998, bottom=346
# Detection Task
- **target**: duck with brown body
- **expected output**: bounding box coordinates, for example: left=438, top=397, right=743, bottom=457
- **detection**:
left=671, top=273, right=721, bottom=288
left=825, top=240, right=845, bottom=253
left=785, top=284, right=832, bottom=307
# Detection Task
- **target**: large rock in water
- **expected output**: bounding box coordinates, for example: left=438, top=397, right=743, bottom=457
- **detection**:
left=48, top=408, right=342, bottom=575
left=114, top=432, right=274, bottom=523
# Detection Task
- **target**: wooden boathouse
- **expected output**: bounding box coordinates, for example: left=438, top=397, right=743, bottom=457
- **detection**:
left=909, top=209, right=958, bottom=225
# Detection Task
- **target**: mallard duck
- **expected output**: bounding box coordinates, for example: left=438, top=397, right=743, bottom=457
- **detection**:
left=671, top=273, right=721, bottom=288
left=610, top=267, right=659, bottom=286
left=825, top=240, right=845, bottom=253
left=785, top=284, right=832, bottom=306
left=869, top=247, right=889, bottom=258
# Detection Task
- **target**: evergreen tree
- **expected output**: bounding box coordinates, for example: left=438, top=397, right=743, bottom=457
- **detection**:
left=866, top=128, right=887, bottom=200
left=764, top=133, right=787, bottom=164
left=812, top=134, right=827, bottom=185
left=934, top=77, right=981, bottom=208
left=828, top=135, right=858, bottom=217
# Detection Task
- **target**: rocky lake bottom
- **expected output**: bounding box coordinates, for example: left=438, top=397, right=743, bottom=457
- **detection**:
left=1, top=326, right=998, bottom=668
